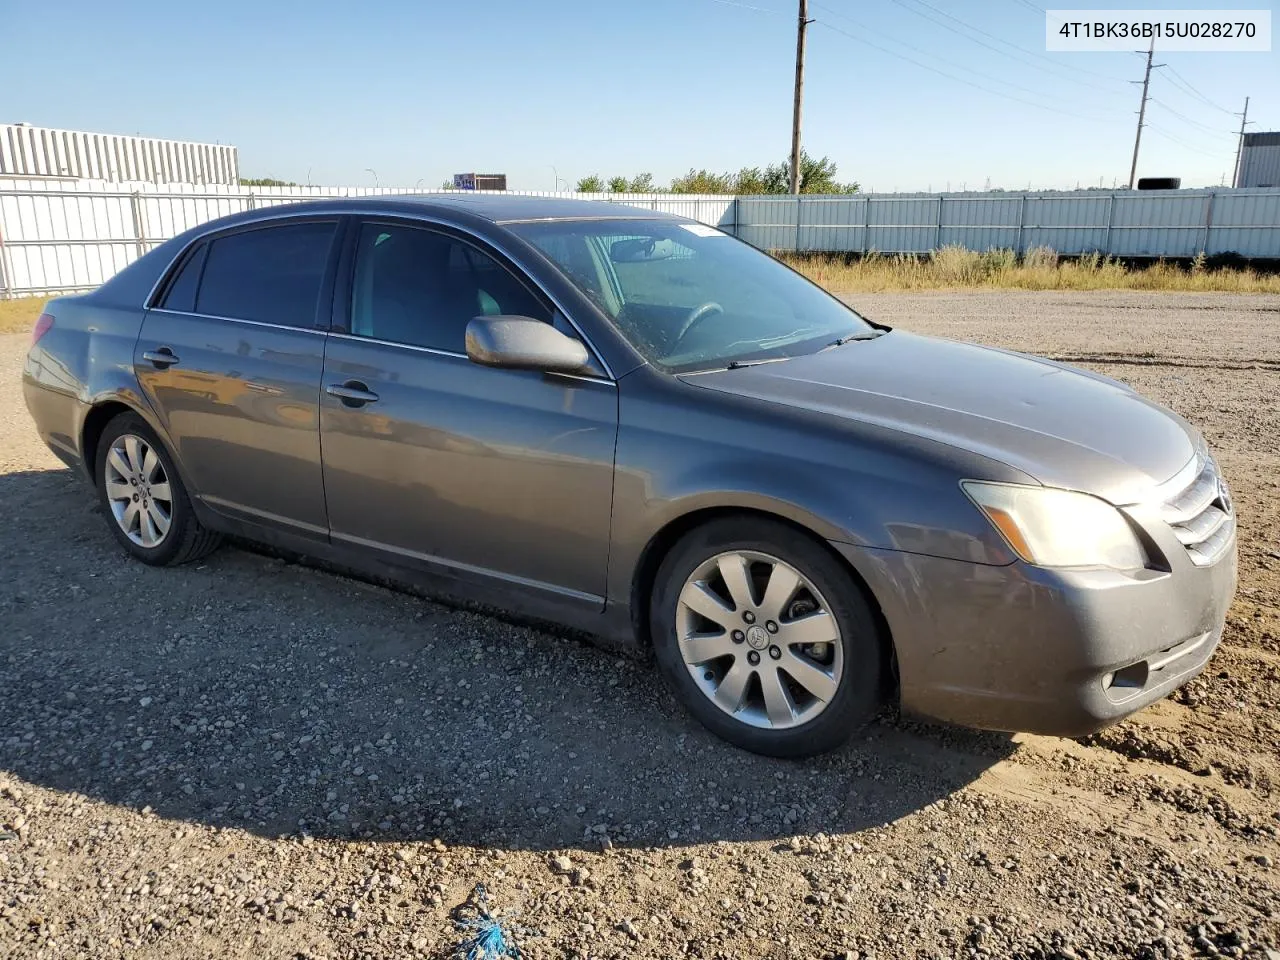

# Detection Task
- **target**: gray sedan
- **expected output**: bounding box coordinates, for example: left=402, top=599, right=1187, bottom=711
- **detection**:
left=22, top=195, right=1237, bottom=757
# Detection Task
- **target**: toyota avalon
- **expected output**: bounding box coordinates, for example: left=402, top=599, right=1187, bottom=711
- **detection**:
left=22, top=195, right=1237, bottom=756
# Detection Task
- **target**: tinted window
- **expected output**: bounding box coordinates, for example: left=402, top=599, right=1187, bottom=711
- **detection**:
left=196, top=222, right=336, bottom=327
left=160, top=242, right=207, bottom=312
left=350, top=223, right=550, bottom=352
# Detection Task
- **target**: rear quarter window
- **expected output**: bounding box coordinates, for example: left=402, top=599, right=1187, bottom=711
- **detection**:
left=195, top=221, right=336, bottom=327
left=159, top=242, right=207, bottom=312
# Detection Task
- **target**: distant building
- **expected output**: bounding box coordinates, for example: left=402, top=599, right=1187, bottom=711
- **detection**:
left=453, top=172, right=507, bottom=191
left=0, top=122, right=239, bottom=185
left=1236, top=131, right=1280, bottom=188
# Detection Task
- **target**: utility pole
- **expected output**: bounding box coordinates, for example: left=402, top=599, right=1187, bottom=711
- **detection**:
left=1127, top=38, right=1164, bottom=189
left=789, top=0, right=812, bottom=195
left=1232, top=97, right=1252, bottom=188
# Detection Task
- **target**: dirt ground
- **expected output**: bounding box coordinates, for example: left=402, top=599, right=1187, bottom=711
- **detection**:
left=1, top=290, right=1277, bottom=960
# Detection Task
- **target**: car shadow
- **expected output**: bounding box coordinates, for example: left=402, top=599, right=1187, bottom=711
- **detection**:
left=0, top=467, right=1016, bottom=851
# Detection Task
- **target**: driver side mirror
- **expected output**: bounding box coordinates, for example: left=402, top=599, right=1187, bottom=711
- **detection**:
left=465, top=315, right=592, bottom=375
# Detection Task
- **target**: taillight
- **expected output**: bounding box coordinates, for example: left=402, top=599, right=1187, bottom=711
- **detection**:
left=31, top=313, right=54, bottom=345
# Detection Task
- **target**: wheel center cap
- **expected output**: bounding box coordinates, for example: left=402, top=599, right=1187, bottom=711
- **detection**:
left=745, top=624, right=770, bottom=651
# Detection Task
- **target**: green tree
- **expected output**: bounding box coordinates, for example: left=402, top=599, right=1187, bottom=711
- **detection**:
left=628, top=172, right=656, bottom=192
left=239, top=177, right=298, bottom=187
left=761, top=162, right=790, bottom=194
left=575, top=175, right=605, bottom=192
left=761, top=152, right=858, bottom=194
left=733, top=166, right=769, bottom=194
left=607, top=175, right=630, bottom=193
left=659, top=153, right=857, bottom=195
left=669, top=168, right=736, bottom=194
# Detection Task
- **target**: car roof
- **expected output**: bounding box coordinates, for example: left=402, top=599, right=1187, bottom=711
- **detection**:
left=349, top=193, right=684, bottom=224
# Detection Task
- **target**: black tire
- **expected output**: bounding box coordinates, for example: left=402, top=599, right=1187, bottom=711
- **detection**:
left=650, top=517, right=886, bottom=758
left=94, top=412, right=222, bottom=566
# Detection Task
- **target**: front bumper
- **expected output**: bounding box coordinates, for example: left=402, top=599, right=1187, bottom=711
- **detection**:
left=832, top=521, right=1237, bottom=737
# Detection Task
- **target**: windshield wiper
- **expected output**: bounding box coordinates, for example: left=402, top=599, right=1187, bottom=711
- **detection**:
left=825, top=332, right=882, bottom=348
left=725, top=356, right=794, bottom=370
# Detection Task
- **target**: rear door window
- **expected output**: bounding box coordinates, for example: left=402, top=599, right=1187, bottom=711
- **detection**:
left=196, top=221, right=336, bottom=327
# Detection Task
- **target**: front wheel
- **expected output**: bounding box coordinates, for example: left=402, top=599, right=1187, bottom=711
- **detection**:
left=650, top=518, right=886, bottom=757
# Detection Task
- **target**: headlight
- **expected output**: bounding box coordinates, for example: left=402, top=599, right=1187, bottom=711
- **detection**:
left=962, top=482, right=1146, bottom=570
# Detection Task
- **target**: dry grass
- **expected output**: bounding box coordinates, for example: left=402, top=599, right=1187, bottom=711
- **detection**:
left=784, top=246, right=1280, bottom=294
left=0, top=297, right=45, bottom=335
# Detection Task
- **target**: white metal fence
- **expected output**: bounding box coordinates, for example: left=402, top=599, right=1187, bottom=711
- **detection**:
left=735, top=190, right=1280, bottom=259
left=1, top=124, right=239, bottom=185
left=2, top=179, right=1278, bottom=298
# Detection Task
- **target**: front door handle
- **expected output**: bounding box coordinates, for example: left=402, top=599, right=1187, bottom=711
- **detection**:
left=326, top=380, right=380, bottom=407
left=142, top=347, right=180, bottom=369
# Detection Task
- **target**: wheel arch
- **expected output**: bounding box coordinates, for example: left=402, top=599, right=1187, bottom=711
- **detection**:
left=80, top=400, right=141, bottom=481
left=629, top=506, right=899, bottom=693
left=80, top=398, right=189, bottom=494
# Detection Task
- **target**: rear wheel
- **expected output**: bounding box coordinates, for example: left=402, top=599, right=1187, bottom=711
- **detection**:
left=650, top=518, right=885, bottom=757
left=94, top=412, right=221, bottom=566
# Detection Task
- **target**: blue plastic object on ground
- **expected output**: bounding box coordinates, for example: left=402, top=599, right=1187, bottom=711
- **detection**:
left=453, top=884, right=526, bottom=960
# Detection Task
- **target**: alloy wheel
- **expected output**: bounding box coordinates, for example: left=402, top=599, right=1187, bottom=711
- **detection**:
left=675, top=550, right=844, bottom=730
left=103, top=434, right=173, bottom=548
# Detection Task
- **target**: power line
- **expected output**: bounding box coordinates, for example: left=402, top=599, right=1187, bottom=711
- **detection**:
left=1163, top=65, right=1235, bottom=114
left=886, top=0, right=1129, bottom=89
left=1149, top=99, right=1236, bottom=137
left=812, top=19, right=1106, bottom=121
left=715, top=0, right=1238, bottom=180
left=1146, top=124, right=1234, bottom=159
left=703, top=0, right=784, bottom=15
left=716, top=0, right=1237, bottom=137
left=811, top=1, right=1107, bottom=105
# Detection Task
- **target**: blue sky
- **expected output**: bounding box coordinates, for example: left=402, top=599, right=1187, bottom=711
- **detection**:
left=5, top=0, right=1276, bottom=191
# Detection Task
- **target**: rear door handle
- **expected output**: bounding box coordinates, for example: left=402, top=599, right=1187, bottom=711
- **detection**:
left=326, top=380, right=380, bottom=407
left=142, top=348, right=180, bottom=368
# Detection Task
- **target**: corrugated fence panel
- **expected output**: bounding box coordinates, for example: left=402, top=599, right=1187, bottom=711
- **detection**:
left=866, top=195, right=939, bottom=254
left=736, top=196, right=800, bottom=252
left=1021, top=194, right=1110, bottom=254
left=1209, top=191, right=1280, bottom=256
left=141, top=194, right=249, bottom=247
left=650, top=197, right=703, bottom=220
left=1110, top=190, right=1206, bottom=257
left=5, top=238, right=134, bottom=293
left=938, top=195, right=1022, bottom=251
left=799, top=197, right=866, bottom=252
left=3, top=183, right=1279, bottom=296
left=701, top=197, right=737, bottom=231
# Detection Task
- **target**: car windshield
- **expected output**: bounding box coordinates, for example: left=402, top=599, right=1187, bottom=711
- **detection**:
left=508, top=219, right=875, bottom=372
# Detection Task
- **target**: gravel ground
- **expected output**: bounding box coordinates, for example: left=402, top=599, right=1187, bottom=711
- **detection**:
left=2, top=290, right=1278, bottom=960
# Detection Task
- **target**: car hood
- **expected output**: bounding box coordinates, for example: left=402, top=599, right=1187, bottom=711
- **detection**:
left=682, top=331, right=1200, bottom=504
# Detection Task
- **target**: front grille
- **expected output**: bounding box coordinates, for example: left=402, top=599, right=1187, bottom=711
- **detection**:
left=1159, top=459, right=1234, bottom=566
